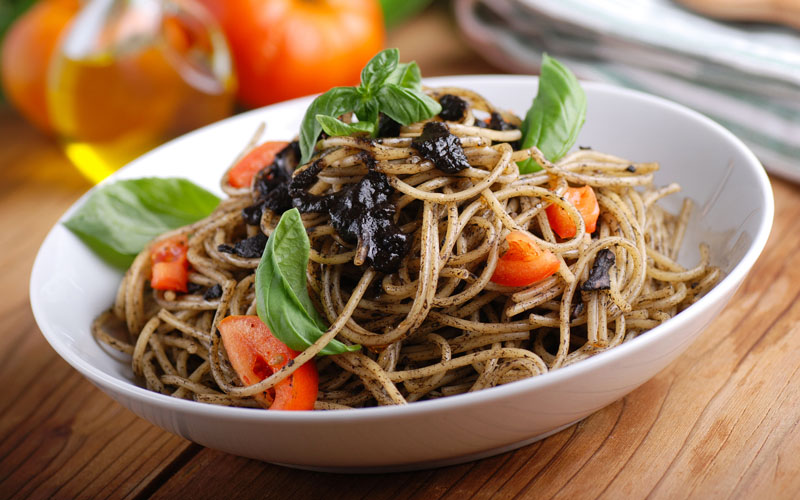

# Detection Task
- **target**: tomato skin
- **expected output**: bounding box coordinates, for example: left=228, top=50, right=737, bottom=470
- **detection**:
left=1, top=0, right=80, bottom=133
left=490, top=231, right=560, bottom=287
left=195, top=0, right=385, bottom=108
left=150, top=235, right=190, bottom=292
left=545, top=185, right=600, bottom=239
left=219, top=315, right=318, bottom=410
left=227, top=141, right=289, bottom=188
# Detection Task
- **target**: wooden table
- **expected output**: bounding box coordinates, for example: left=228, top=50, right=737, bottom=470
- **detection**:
left=3, top=3, right=800, bottom=498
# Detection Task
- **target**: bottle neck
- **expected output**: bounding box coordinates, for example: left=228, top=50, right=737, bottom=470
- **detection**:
left=61, top=0, right=163, bottom=60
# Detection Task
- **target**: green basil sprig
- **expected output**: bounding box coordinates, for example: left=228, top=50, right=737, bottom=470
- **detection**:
left=64, top=178, right=220, bottom=268
left=255, top=208, right=360, bottom=355
left=315, top=115, right=376, bottom=137
left=518, top=54, right=587, bottom=173
left=299, top=48, right=441, bottom=164
left=384, top=61, right=423, bottom=91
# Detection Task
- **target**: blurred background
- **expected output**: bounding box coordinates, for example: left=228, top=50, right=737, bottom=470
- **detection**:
left=1, top=0, right=799, bottom=184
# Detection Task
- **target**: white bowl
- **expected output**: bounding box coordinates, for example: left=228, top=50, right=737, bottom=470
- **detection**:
left=30, top=76, right=773, bottom=472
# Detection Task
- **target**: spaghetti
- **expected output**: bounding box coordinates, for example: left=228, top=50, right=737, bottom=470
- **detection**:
left=93, top=86, right=720, bottom=409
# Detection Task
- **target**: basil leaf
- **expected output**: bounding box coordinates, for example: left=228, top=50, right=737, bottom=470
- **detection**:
left=518, top=54, right=587, bottom=173
left=262, top=208, right=326, bottom=330
left=385, top=61, right=422, bottom=92
left=256, top=208, right=359, bottom=355
left=316, top=115, right=376, bottom=137
left=261, top=260, right=331, bottom=350
left=354, top=97, right=379, bottom=125
left=376, top=83, right=442, bottom=125
left=63, top=178, right=219, bottom=268
left=299, top=49, right=438, bottom=160
left=360, top=48, right=399, bottom=92
left=299, top=86, right=360, bottom=164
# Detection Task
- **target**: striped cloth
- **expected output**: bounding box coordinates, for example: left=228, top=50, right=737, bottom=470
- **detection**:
left=454, top=0, right=800, bottom=181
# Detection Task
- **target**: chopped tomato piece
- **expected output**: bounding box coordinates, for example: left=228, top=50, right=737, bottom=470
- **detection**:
left=218, top=315, right=318, bottom=411
left=150, top=235, right=189, bottom=292
left=227, top=141, right=289, bottom=188
left=490, top=231, right=560, bottom=287
left=545, top=185, right=600, bottom=238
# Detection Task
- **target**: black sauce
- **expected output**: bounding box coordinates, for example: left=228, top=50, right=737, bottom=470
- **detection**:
left=438, top=94, right=467, bottom=121
left=473, top=112, right=515, bottom=131
left=203, top=284, right=223, bottom=300
left=187, top=282, right=222, bottom=299
left=487, top=112, right=521, bottom=149
left=218, top=232, right=268, bottom=259
left=289, top=156, right=411, bottom=273
left=288, top=161, right=327, bottom=212
left=572, top=301, right=585, bottom=319
left=377, top=113, right=401, bottom=138
left=581, top=249, right=616, bottom=291
left=411, top=121, right=470, bottom=174
left=242, top=141, right=300, bottom=225
left=242, top=201, right=268, bottom=226
left=488, top=111, right=513, bottom=131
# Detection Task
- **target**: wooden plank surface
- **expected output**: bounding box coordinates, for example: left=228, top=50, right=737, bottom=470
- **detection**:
left=3, top=2, right=800, bottom=499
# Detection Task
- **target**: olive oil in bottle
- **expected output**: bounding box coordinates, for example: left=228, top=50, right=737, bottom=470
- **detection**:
left=48, top=0, right=235, bottom=183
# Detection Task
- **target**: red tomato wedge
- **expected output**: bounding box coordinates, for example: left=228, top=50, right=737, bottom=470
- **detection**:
left=545, top=185, right=600, bottom=239
left=227, top=141, right=289, bottom=188
left=150, top=235, right=189, bottom=292
left=218, top=315, right=318, bottom=411
left=490, top=231, right=560, bottom=287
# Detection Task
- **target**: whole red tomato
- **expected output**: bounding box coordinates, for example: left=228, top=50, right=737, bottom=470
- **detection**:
left=1, top=0, right=80, bottom=133
left=196, top=0, right=385, bottom=108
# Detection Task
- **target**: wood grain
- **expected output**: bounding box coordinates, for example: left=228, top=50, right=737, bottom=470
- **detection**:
left=0, top=108, right=196, bottom=500
left=3, top=2, right=800, bottom=498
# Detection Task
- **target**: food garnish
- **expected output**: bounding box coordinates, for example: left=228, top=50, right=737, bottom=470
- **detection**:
left=518, top=53, right=587, bottom=172
left=581, top=248, right=616, bottom=292
left=410, top=121, right=471, bottom=174
left=256, top=208, right=359, bottom=355
left=64, top=177, right=219, bottom=268
left=149, top=234, right=189, bottom=292
left=490, top=231, right=560, bottom=287
left=298, top=48, right=441, bottom=163
left=219, top=315, right=318, bottom=410
left=227, top=141, right=289, bottom=189
left=545, top=185, right=600, bottom=238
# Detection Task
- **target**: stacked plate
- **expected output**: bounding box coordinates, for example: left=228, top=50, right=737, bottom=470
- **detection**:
left=455, top=0, right=800, bottom=181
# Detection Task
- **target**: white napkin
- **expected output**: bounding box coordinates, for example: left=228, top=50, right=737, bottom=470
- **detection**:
left=454, top=0, right=800, bottom=181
